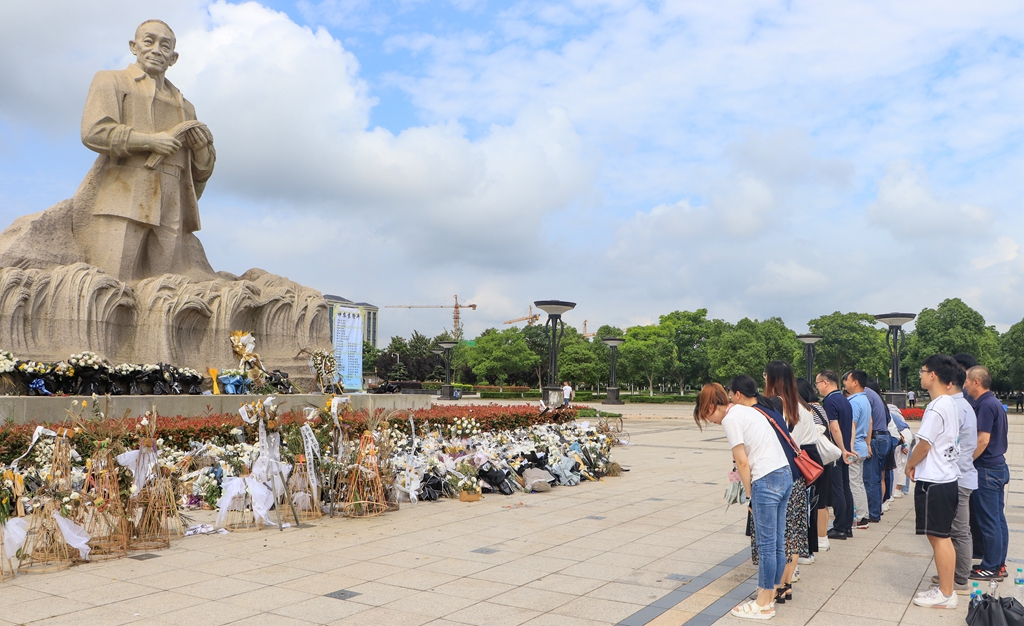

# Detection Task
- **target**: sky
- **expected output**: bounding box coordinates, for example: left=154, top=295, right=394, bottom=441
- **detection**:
left=2, top=1, right=1024, bottom=343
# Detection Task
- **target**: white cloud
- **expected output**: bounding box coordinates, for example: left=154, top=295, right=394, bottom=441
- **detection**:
left=866, top=162, right=991, bottom=238
left=972, top=237, right=1019, bottom=270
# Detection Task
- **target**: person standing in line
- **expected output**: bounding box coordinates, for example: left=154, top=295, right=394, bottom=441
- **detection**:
left=695, top=382, right=792, bottom=619
left=1015, top=390, right=1023, bottom=414
left=908, top=354, right=961, bottom=609
left=861, top=376, right=893, bottom=523
left=762, top=362, right=819, bottom=588
left=925, top=361, right=976, bottom=594
left=965, top=366, right=1010, bottom=581
left=886, top=403, right=914, bottom=499
left=842, top=371, right=873, bottom=528
left=798, top=378, right=833, bottom=552
left=908, top=390, right=916, bottom=409
left=816, top=370, right=856, bottom=540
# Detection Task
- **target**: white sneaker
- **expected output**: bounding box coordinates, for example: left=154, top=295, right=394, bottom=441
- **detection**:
left=882, top=501, right=891, bottom=513
left=791, top=567, right=800, bottom=583
left=798, top=555, right=815, bottom=564
left=913, top=586, right=958, bottom=609
left=893, top=489, right=903, bottom=499
left=818, top=536, right=830, bottom=551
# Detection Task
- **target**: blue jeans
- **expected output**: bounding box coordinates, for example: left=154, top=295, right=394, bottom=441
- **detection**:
left=863, top=434, right=891, bottom=520
left=751, top=467, right=793, bottom=590
left=972, top=463, right=1009, bottom=570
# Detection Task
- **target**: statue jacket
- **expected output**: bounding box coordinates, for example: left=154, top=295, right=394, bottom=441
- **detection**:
left=77, top=63, right=214, bottom=233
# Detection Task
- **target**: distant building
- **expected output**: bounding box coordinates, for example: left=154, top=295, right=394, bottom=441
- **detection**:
left=323, top=294, right=378, bottom=348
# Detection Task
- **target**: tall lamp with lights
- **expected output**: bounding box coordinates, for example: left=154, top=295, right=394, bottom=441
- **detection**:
left=796, top=334, right=822, bottom=382
left=435, top=340, right=458, bottom=400
left=874, top=312, right=916, bottom=408
left=534, top=300, right=576, bottom=407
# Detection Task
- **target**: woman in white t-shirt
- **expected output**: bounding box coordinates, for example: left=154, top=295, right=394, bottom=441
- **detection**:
left=696, top=381, right=792, bottom=619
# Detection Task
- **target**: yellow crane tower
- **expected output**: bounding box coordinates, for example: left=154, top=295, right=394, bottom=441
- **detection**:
left=384, top=295, right=477, bottom=341
left=503, top=305, right=541, bottom=326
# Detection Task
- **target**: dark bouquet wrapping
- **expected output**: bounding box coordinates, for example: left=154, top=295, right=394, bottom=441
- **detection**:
left=266, top=370, right=298, bottom=394
left=177, top=367, right=204, bottom=395
left=17, top=361, right=55, bottom=396
left=477, top=461, right=518, bottom=495
left=68, top=351, right=107, bottom=395
left=108, top=363, right=139, bottom=395
left=148, top=363, right=171, bottom=395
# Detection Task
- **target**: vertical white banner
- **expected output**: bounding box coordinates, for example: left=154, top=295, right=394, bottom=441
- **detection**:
left=333, top=305, right=364, bottom=391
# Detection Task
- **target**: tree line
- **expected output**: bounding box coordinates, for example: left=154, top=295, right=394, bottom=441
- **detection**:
left=365, top=298, right=1024, bottom=394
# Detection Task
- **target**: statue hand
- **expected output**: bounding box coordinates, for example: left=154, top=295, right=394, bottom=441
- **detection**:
left=147, top=132, right=182, bottom=155
left=185, top=128, right=209, bottom=151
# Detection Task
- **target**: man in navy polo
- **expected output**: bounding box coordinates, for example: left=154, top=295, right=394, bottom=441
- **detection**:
left=862, top=375, right=893, bottom=523
left=818, top=369, right=856, bottom=540
left=965, top=365, right=1009, bottom=581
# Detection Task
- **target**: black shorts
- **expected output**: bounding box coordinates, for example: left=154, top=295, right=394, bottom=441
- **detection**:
left=915, top=480, right=958, bottom=538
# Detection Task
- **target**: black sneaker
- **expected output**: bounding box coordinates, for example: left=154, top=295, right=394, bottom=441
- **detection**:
left=855, top=518, right=870, bottom=529
left=970, top=569, right=1004, bottom=582
left=826, top=530, right=848, bottom=540
left=868, top=518, right=881, bottom=523
left=846, top=529, right=854, bottom=538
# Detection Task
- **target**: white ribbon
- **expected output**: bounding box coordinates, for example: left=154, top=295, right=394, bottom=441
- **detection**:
left=51, top=510, right=91, bottom=561
left=239, top=405, right=255, bottom=424
left=216, top=476, right=276, bottom=528
left=116, top=447, right=158, bottom=493
left=3, top=517, right=29, bottom=556
left=300, top=424, right=320, bottom=492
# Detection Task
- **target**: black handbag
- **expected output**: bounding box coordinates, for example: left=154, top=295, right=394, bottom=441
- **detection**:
left=968, top=594, right=1024, bottom=626
left=745, top=508, right=754, bottom=537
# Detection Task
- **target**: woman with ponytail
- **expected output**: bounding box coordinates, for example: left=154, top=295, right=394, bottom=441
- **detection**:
left=695, top=380, right=791, bottom=619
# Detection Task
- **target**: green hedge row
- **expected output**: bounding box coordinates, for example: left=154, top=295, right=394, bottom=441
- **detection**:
left=622, top=394, right=697, bottom=403
left=421, top=382, right=474, bottom=391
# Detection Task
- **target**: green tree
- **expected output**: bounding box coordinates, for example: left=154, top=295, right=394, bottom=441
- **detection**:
left=520, top=324, right=550, bottom=388
left=618, top=325, right=674, bottom=395
left=1001, top=319, right=1024, bottom=390
left=362, top=342, right=381, bottom=373
left=807, top=312, right=888, bottom=382
left=377, top=336, right=409, bottom=379
left=758, top=317, right=802, bottom=365
left=660, top=309, right=712, bottom=391
left=465, top=328, right=540, bottom=389
left=706, top=320, right=767, bottom=383
left=907, top=298, right=1002, bottom=388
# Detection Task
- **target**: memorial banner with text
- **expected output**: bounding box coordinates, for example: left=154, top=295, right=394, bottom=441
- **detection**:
left=333, top=305, right=364, bottom=391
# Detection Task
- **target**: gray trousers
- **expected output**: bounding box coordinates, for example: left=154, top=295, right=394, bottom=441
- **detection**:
left=850, top=458, right=867, bottom=521
left=953, top=486, right=974, bottom=584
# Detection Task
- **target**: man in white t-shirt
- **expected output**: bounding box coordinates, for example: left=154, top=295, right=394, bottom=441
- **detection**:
left=908, top=390, right=916, bottom=408
left=908, top=354, right=962, bottom=609
left=562, top=382, right=572, bottom=407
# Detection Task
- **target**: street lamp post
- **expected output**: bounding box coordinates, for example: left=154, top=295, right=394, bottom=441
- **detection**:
left=796, top=334, right=822, bottom=382
left=601, top=337, right=625, bottom=405
left=874, top=312, right=916, bottom=408
left=436, top=340, right=457, bottom=400
left=534, top=300, right=576, bottom=407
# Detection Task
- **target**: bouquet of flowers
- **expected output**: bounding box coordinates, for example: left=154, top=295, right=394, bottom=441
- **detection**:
left=108, top=363, right=138, bottom=395
left=448, top=417, right=481, bottom=439
left=177, top=368, right=204, bottom=395
left=68, top=351, right=107, bottom=395
left=218, top=368, right=246, bottom=395
left=53, top=361, right=76, bottom=394
left=0, top=350, right=20, bottom=394
left=147, top=363, right=171, bottom=395
left=18, top=360, right=55, bottom=395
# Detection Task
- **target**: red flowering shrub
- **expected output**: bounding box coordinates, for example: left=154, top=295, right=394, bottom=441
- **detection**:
left=901, top=408, right=924, bottom=420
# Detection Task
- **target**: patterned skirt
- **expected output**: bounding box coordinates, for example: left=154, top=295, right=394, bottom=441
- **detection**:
left=751, top=476, right=808, bottom=564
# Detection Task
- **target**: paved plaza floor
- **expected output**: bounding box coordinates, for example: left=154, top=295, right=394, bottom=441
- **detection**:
left=1, top=407, right=1021, bottom=626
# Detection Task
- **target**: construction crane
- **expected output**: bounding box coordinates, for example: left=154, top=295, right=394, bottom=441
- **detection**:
left=583, top=320, right=596, bottom=338
left=384, top=295, right=477, bottom=340
left=504, top=305, right=541, bottom=326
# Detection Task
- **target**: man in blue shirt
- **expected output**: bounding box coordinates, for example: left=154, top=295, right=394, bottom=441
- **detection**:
left=844, top=371, right=873, bottom=527
left=965, top=365, right=1009, bottom=580
left=862, top=375, right=894, bottom=522
left=817, top=369, right=856, bottom=539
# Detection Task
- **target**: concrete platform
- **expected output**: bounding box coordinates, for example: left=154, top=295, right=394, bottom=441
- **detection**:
left=0, top=392, right=432, bottom=424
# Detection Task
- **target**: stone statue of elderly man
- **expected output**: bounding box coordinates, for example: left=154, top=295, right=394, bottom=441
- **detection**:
left=72, top=19, right=217, bottom=281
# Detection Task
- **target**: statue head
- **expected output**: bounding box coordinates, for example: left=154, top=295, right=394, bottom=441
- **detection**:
left=129, top=20, right=178, bottom=77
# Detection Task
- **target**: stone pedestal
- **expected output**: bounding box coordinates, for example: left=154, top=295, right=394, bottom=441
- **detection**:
left=440, top=384, right=456, bottom=401
left=543, top=386, right=564, bottom=408
left=883, top=392, right=908, bottom=409
left=603, top=387, right=623, bottom=405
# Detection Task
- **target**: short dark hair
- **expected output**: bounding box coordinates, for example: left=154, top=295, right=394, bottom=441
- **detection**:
left=817, top=370, right=839, bottom=386
left=922, top=354, right=960, bottom=386
left=727, top=375, right=760, bottom=398
left=844, top=370, right=868, bottom=389
left=954, top=353, right=978, bottom=370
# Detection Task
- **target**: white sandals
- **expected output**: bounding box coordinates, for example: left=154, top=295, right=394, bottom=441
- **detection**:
left=731, top=599, right=775, bottom=620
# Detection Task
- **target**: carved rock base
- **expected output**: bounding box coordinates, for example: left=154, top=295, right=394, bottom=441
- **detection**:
left=0, top=263, right=331, bottom=377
